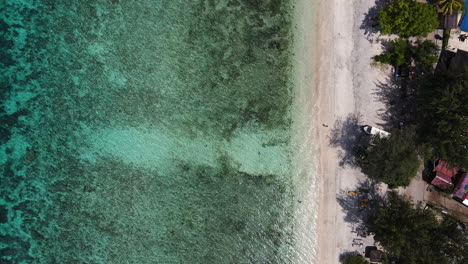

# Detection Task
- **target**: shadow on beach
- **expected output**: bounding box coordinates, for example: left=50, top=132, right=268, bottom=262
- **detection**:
left=373, top=77, right=403, bottom=130
left=360, top=0, right=392, bottom=40
left=373, top=75, right=419, bottom=130
left=328, top=113, right=370, bottom=168
left=336, top=179, right=386, bottom=224
left=338, top=251, right=362, bottom=263
left=336, top=179, right=388, bottom=264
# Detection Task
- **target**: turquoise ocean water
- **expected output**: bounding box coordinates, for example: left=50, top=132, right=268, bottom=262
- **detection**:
left=1, top=0, right=317, bottom=263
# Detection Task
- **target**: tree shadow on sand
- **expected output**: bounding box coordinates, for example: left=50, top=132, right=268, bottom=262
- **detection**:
left=339, top=251, right=363, bottom=263
left=336, top=179, right=386, bottom=225
left=372, top=76, right=418, bottom=130
left=360, top=0, right=392, bottom=41
left=328, top=113, right=370, bottom=167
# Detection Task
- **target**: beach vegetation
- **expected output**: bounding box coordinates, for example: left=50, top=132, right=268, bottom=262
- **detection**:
left=343, top=255, right=370, bottom=264
left=363, top=126, right=420, bottom=188
left=373, top=39, right=410, bottom=67
left=417, top=68, right=468, bottom=168
left=378, top=0, right=439, bottom=37
left=411, top=40, right=440, bottom=70
left=437, top=0, right=464, bottom=15
left=366, top=192, right=467, bottom=264
left=373, top=39, right=438, bottom=70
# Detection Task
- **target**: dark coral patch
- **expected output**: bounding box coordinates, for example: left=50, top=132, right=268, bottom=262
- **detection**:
left=0, top=205, right=8, bottom=223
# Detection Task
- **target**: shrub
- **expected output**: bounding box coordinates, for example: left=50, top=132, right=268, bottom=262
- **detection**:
left=364, top=126, right=420, bottom=188
left=379, top=0, right=439, bottom=37
left=373, top=39, right=409, bottom=67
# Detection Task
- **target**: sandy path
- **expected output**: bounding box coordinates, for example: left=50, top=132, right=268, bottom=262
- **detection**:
left=315, top=0, right=388, bottom=263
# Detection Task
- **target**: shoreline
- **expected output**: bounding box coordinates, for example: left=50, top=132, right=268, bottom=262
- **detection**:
left=290, top=0, right=320, bottom=262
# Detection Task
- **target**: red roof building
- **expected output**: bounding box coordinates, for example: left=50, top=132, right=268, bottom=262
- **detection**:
left=453, top=172, right=468, bottom=206
left=431, top=159, right=459, bottom=189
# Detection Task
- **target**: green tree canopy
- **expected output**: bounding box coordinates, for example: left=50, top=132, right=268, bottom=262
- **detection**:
left=373, top=39, right=438, bottom=71
left=373, top=38, right=410, bottom=67
left=434, top=215, right=468, bottom=263
left=437, top=0, right=464, bottom=15
left=410, top=40, right=439, bottom=70
left=367, top=192, right=467, bottom=264
left=367, top=192, right=437, bottom=262
left=364, top=126, right=420, bottom=188
left=344, top=255, right=370, bottom=264
left=418, top=68, right=468, bottom=168
left=379, top=0, right=439, bottom=37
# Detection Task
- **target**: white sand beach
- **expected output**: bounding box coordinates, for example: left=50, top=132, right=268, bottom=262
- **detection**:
left=314, top=0, right=391, bottom=263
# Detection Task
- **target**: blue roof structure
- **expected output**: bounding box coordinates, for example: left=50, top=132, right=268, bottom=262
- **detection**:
left=462, top=1, right=468, bottom=31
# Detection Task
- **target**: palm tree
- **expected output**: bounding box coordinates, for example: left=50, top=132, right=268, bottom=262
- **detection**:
left=437, top=0, right=463, bottom=15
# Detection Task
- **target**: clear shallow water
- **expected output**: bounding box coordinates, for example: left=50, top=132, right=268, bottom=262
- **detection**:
left=0, top=0, right=316, bottom=263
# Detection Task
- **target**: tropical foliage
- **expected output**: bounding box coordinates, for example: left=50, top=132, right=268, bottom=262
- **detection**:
left=366, top=192, right=467, bottom=264
left=373, top=39, right=439, bottom=69
left=379, top=0, right=439, bottom=37
left=373, top=39, right=410, bottom=67
left=437, top=0, right=464, bottom=15
left=410, top=40, right=439, bottom=70
left=418, top=68, right=468, bottom=168
left=363, top=126, right=420, bottom=188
